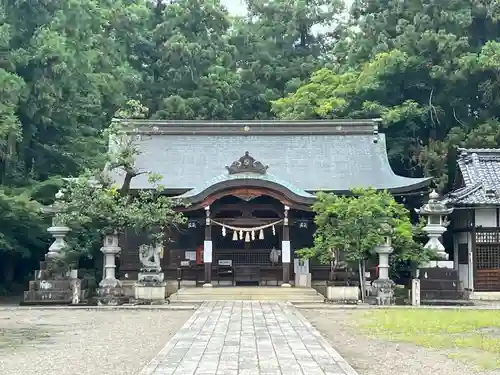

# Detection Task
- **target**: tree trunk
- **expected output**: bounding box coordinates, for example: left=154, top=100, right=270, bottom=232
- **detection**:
left=358, top=260, right=365, bottom=302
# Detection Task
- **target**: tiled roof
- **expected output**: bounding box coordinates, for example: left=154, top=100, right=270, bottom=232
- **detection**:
left=178, top=172, right=316, bottom=199
left=446, top=148, right=500, bottom=206
left=108, top=120, right=431, bottom=194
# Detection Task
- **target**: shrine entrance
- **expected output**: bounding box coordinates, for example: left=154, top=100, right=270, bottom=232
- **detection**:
left=210, top=195, right=285, bottom=286
left=176, top=151, right=317, bottom=287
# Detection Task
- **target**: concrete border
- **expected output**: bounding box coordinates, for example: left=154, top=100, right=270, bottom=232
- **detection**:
left=294, top=303, right=500, bottom=310
left=0, top=304, right=199, bottom=311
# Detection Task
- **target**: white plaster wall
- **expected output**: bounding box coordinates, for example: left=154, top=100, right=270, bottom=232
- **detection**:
left=475, top=208, right=497, bottom=227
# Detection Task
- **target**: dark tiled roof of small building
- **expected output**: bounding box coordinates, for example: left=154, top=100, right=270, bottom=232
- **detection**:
left=108, top=119, right=430, bottom=194
left=446, top=148, right=500, bottom=206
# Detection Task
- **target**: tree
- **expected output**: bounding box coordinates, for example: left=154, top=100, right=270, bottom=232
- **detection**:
left=273, top=0, right=500, bottom=190
left=229, top=0, right=343, bottom=119
left=132, top=0, right=242, bottom=120
left=55, top=123, right=185, bottom=267
left=297, top=188, right=433, bottom=285
left=0, top=0, right=145, bottom=286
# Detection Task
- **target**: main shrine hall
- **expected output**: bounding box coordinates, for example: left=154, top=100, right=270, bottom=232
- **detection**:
left=110, top=119, right=431, bottom=287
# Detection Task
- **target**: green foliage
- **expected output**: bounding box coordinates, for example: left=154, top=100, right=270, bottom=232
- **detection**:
left=298, top=189, right=433, bottom=270
left=274, top=0, right=500, bottom=190
left=56, top=172, right=186, bottom=258
left=0, top=189, right=46, bottom=257
left=1, top=0, right=497, bottom=284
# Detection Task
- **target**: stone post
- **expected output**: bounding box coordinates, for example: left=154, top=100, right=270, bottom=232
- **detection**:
left=281, top=205, right=291, bottom=287
left=372, top=233, right=395, bottom=305
left=97, top=232, right=124, bottom=305
left=411, top=279, right=421, bottom=306
left=415, top=190, right=454, bottom=261
left=203, top=206, right=213, bottom=288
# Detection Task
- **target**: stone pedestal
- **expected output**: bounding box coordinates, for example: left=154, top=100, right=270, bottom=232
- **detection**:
left=134, top=266, right=166, bottom=303
left=22, top=263, right=88, bottom=305
left=134, top=283, right=166, bottom=302
left=371, top=279, right=395, bottom=305
left=97, top=234, right=125, bottom=305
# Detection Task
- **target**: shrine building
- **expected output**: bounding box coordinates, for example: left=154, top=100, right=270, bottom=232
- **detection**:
left=445, top=148, right=500, bottom=296
left=110, top=119, right=431, bottom=288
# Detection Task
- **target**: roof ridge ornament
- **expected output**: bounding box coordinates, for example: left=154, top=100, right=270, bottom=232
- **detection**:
left=226, top=151, right=269, bottom=175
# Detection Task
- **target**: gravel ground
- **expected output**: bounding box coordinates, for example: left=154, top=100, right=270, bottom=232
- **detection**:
left=301, top=309, right=500, bottom=375
left=0, top=308, right=192, bottom=375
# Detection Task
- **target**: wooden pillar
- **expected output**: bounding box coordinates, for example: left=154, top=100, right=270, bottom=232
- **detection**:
left=282, top=205, right=291, bottom=287
left=203, top=206, right=213, bottom=287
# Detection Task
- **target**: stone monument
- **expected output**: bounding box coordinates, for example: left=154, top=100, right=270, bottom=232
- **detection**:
left=96, top=232, right=126, bottom=305
left=23, top=190, right=87, bottom=305
left=134, top=243, right=166, bottom=303
left=294, top=258, right=311, bottom=288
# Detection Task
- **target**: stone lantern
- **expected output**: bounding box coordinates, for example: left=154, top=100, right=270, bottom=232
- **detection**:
left=415, top=190, right=454, bottom=260
left=41, top=189, right=71, bottom=260
left=372, top=222, right=395, bottom=305
left=97, top=231, right=125, bottom=305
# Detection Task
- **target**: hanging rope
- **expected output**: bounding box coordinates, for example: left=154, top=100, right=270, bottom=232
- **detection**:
left=210, top=219, right=283, bottom=232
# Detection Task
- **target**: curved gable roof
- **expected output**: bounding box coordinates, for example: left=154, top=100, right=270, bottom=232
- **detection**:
left=108, top=119, right=430, bottom=194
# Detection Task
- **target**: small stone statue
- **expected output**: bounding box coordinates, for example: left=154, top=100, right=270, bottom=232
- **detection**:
left=139, top=244, right=161, bottom=272
left=138, top=244, right=164, bottom=283
left=72, top=279, right=81, bottom=305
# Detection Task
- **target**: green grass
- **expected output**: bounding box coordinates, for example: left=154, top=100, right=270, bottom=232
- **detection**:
left=359, top=309, right=500, bottom=370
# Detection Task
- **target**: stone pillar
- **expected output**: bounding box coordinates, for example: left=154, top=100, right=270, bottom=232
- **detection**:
left=282, top=205, right=291, bottom=287
left=203, top=206, right=213, bottom=288
left=372, top=236, right=395, bottom=305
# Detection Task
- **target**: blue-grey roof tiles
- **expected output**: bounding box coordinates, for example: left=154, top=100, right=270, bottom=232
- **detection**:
left=108, top=120, right=430, bottom=195
left=446, top=148, right=500, bottom=206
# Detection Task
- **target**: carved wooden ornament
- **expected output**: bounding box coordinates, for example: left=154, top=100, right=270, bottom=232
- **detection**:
left=226, top=151, right=269, bottom=175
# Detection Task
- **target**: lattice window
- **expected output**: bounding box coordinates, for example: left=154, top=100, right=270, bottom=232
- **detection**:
left=476, top=231, right=500, bottom=243
left=476, top=244, right=500, bottom=269
left=215, top=250, right=276, bottom=265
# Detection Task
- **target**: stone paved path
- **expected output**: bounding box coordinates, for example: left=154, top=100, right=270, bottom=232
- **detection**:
left=138, top=301, right=358, bottom=375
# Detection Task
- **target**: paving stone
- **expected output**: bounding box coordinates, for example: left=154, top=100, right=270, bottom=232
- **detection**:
left=137, top=301, right=359, bottom=375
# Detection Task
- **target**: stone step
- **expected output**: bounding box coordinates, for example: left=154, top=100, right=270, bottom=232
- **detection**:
left=170, top=294, right=324, bottom=300
left=170, top=296, right=325, bottom=302
left=176, top=287, right=320, bottom=295
left=169, top=287, right=325, bottom=302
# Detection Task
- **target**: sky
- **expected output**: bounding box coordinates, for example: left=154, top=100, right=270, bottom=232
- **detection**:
left=221, top=0, right=354, bottom=16
left=220, top=0, right=354, bottom=34
left=221, top=0, right=247, bottom=16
